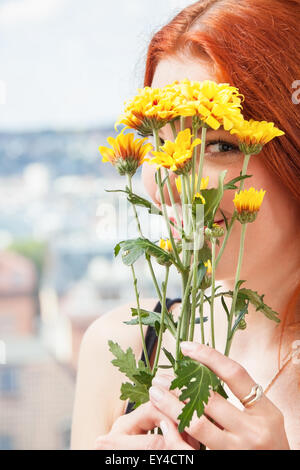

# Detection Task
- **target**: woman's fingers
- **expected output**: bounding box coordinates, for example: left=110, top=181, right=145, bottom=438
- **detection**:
left=149, top=385, right=235, bottom=449
left=111, top=401, right=166, bottom=434
left=153, top=373, right=244, bottom=434
left=159, top=419, right=194, bottom=450
left=180, top=342, right=272, bottom=415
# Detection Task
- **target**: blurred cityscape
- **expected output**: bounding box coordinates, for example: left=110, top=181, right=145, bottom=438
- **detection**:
left=0, top=126, right=180, bottom=449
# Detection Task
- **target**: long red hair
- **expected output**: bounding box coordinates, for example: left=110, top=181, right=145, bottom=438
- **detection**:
left=144, top=0, right=300, bottom=369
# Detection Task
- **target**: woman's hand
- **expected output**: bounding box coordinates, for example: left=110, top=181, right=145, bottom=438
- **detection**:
left=149, top=342, right=290, bottom=450
left=94, top=400, right=197, bottom=450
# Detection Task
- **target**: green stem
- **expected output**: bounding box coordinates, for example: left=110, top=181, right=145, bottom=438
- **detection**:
left=189, top=246, right=198, bottom=342
left=127, top=173, right=143, bottom=237
left=164, top=168, right=182, bottom=235
left=127, top=173, right=163, bottom=302
left=191, top=124, right=198, bottom=198
left=215, top=153, right=251, bottom=268
left=188, top=207, right=202, bottom=342
left=180, top=116, right=185, bottom=132
left=224, top=223, right=247, bottom=356
left=239, top=154, right=251, bottom=192
left=184, top=172, right=192, bottom=206
left=181, top=174, right=189, bottom=269
left=195, top=127, right=207, bottom=194
left=152, top=265, right=170, bottom=375
left=176, top=269, right=193, bottom=368
left=131, top=265, right=151, bottom=370
left=153, top=129, right=184, bottom=271
left=170, top=121, right=177, bottom=140
left=145, top=254, right=162, bottom=304
left=199, top=290, right=205, bottom=344
left=210, top=238, right=217, bottom=349
left=215, top=213, right=236, bottom=269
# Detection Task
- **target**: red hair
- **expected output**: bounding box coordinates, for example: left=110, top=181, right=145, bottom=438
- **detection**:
left=144, top=0, right=300, bottom=368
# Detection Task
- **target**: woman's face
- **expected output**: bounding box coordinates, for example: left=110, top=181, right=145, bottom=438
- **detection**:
left=142, top=54, right=300, bottom=281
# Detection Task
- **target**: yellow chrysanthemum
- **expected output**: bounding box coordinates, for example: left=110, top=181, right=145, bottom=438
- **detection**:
left=230, top=119, right=285, bottom=155
left=115, top=86, right=184, bottom=137
left=204, top=259, right=212, bottom=275
left=146, top=129, right=201, bottom=175
left=159, top=238, right=173, bottom=252
left=233, top=187, right=266, bottom=223
left=171, top=79, right=244, bottom=131
left=175, top=174, right=209, bottom=194
left=194, top=192, right=206, bottom=204
left=99, top=130, right=153, bottom=176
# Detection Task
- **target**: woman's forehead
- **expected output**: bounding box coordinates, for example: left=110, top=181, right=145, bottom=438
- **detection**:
left=151, top=54, right=216, bottom=88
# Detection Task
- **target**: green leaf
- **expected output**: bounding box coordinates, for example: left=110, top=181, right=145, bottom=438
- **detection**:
left=124, top=307, right=176, bottom=336
left=221, top=295, right=230, bottom=320
left=120, top=382, right=149, bottom=409
left=230, top=301, right=249, bottom=339
left=223, top=288, right=280, bottom=323
left=197, top=241, right=212, bottom=263
left=201, top=170, right=227, bottom=226
left=109, top=340, right=141, bottom=382
left=197, top=261, right=207, bottom=289
left=238, top=288, right=280, bottom=323
left=105, top=188, right=162, bottom=215
left=162, top=348, right=176, bottom=367
left=108, top=341, right=151, bottom=408
left=223, top=173, right=252, bottom=191
left=194, top=317, right=208, bottom=324
left=133, top=370, right=153, bottom=387
left=236, top=279, right=246, bottom=290
left=115, top=237, right=173, bottom=266
left=170, top=358, right=223, bottom=432
left=219, top=209, right=228, bottom=230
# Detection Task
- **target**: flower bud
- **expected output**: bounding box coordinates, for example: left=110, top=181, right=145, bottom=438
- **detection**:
left=237, top=318, right=247, bottom=330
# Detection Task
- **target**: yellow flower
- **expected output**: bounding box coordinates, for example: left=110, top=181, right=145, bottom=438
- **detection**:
left=159, top=238, right=173, bottom=252
left=204, top=259, right=212, bottom=275
left=230, top=119, right=285, bottom=155
left=173, top=79, right=244, bottom=131
left=115, top=86, right=183, bottom=137
left=175, top=174, right=209, bottom=194
left=99, top=130, right=153, bottom=176
left=194, top=192, right=206, bottom=204
left=233, top=187, right=266, bottom=223
left=147, top=129, right=201, bottom=175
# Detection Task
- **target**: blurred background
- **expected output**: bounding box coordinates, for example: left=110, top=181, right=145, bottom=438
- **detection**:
left=0, top=0, right=192, bottom=450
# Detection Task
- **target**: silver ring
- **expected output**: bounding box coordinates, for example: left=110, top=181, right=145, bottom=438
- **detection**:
left=241, top=384, right=264, bottom=408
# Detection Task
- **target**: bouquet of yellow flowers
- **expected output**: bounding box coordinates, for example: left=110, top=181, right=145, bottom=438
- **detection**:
left=99, top=79, right=284, bottom=433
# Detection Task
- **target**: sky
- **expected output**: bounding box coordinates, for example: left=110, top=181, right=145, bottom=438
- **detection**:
left=0, top=0, right=193, bottom=131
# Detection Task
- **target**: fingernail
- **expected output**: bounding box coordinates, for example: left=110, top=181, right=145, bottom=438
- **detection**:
left=149, top=386, right=164, bottom=402
left=180, top=341, right=197, bottom=353
left=160, top=420, right=168, bottom=435
left=152, top=375, right=172, bottom=388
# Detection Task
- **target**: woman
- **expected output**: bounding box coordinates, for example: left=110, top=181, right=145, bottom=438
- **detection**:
left=71, top=0, right=300, bottom=450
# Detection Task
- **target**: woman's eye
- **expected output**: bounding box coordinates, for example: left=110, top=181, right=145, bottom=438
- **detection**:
left=206, top=140, right=239, bottom=155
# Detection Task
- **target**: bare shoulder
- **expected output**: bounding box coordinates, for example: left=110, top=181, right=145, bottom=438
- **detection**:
left=82, top=297, right=158, bottom=359
left=71, top=297, right=158, bottom=449
left=270, top=324, right=300, bottom=450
